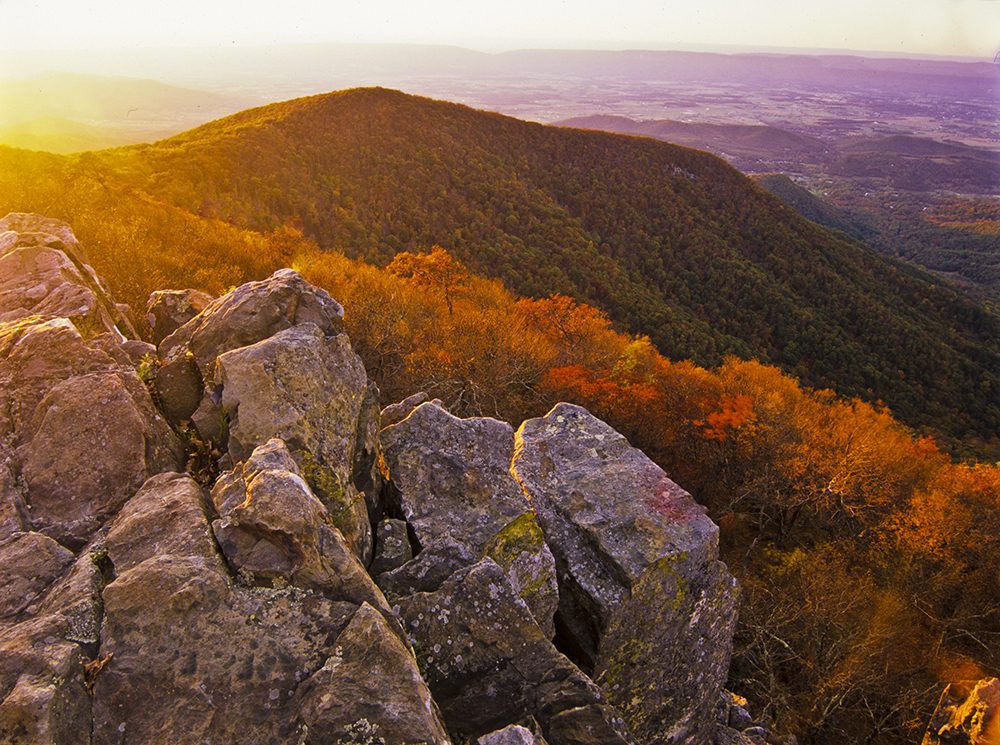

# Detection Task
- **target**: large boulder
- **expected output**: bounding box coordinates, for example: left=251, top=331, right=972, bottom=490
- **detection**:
left=292, top=602, right=452, bottom=745
left=511, top=403, right=740, bottom=745
left=0, top=317, right=182, bottom=549
left=157, top=268, right=344, bottom=376
left=92, top=470, right=445, bottom=745
left=17, top=370, right=182, bottom=549
left=215, top=325, right=378, bottom=563
left=152, top=268, right=343, bottom=429
left=396, top=558, right=633, bottom=745
left=145, top=289, right=214, bottom=346
left=0, top=213, right=135, bottom=338
left=0, top=533, right=74, bottom=620
left=0, top=614, right=92, bottom=745
left=210, top=439, right=389, bottom=610
left=379, top=402, right=556, bottom=630
left=0, top=534, right=106, bottom=744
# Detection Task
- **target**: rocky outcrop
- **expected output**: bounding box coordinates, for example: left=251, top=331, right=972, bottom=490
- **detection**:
left=0, top=212, right=136, bottom=338
left=145, top=288, right=214, bottom=345
left=0, top=213, right=742, bottom=745
left=152, top=268, right=379, bottom=564
left=0, top=216, right=183, bottom=549
left=210, top=439, right=389, bottom=610
left=923, top=678, right=1000, bottom=745
left=512, top=403, right=740, bottom=745
left=395, top=558, right=633, bottom=745
left=378, top=402, right=555, bottom=625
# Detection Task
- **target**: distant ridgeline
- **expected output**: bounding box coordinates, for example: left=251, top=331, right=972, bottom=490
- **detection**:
left=1, top=86, right=999, bottom=441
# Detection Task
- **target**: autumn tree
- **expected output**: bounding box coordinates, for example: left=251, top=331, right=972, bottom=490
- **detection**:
left=386, top=245, right=469, bottom=313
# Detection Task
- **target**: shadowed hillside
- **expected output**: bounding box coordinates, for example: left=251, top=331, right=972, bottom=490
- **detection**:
left=2, top=87, right=999, bottom=441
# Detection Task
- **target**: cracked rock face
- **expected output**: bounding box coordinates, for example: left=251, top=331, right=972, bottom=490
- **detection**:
left=396, top=558, right=633, bottom=745
left=512, top=403, right=740, bottom=745
left=0, top=215, right=742, bottom=745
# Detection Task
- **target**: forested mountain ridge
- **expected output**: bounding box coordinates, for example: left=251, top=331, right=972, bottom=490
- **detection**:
left=4, top=86, right=1000, bottom=441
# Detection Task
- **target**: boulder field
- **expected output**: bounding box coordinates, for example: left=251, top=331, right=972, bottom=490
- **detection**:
left=0, top=213, right=772, bottom=744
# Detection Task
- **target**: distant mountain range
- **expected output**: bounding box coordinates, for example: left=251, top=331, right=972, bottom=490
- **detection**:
left=0, top=73, right=258, bottom=151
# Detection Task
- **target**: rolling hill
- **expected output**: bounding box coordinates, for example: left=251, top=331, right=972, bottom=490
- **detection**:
left=4, top=87, right=1000, bottom=439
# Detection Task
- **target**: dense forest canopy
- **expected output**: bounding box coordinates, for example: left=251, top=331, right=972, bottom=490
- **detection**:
left=3, top=87, right=994, bottom=442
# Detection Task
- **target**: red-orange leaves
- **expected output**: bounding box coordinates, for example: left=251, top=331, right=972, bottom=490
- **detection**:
left=694, top=394, right=755, bottom=440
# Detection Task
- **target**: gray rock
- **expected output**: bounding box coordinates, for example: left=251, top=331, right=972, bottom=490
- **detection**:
left=0, top=532, right=74, bottom=620
left=0, top=318, right=119, bottom=441
left=145, top=289, right=214, bottom=346
left=478, top=724, right=548, bottom=745
left=157, top=268, right=344, bottom=372
left=105, top=472, right=219, bottom=574
left=396, top=558, right=634, bottom=745
left=379, top=402, right=533, bottom=595
left=210, top=439, right=390, bottom=612
left=0, top=455, right=28, bottom=540
left=380, top=391, right=441, bottom=428
left=511, top=403, right=740, bottom=745
left=483, top=512, right=559, bottom=639
left=0, top=614, right=91, bottom=745
left=0, top=214, right=136, bottom=338
left=16, top=370, right=182, bottom=549
left=293, top=602, right=452, bottom=745
left=0, top=214, right=88, bottom=263
left=215, top=325, right=375, bottom=564
left=370, top=518, right=413, bottom=576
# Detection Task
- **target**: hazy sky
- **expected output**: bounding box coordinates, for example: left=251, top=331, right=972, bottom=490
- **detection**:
left=3, top=0, right=999, bottom=59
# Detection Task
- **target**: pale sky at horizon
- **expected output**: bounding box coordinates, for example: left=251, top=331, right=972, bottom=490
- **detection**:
left=3, top=0, right=999, bottom=60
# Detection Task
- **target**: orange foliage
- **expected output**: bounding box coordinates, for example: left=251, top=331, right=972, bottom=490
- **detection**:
left=694, top=394, right=755, bottom=439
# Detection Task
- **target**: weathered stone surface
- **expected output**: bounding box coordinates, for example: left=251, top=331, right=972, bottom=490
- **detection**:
left=511, top=403, right=739, bottom=745
left=145, top=289, right=214, bottom=346
left=294, top=602, right=452, bottom=745
left=0, top=214, right=88, bottom=263
left=376, top=538, right=475, bottom=600
left=154, top=349, right=204, bottom=424
left=381, top=391, right=442, bottom=429
left=483, top=512, right=559, bottom=639
left=92, top=470, right=357, bottom=744
left=396, top=558, right=634, bottom=745
left=379, top=402, right=533, bottom=597
left=479, top=724, right=549, bottom=745
left=215, top=323, right=375, bottom=563
left=370, top=518, right=414, bottom=576
left=0, top=614, right=91, bottom=745
left=157, top=268, right=344, bottom=370
left=0, top=214, right=135, bottom=338
left=93, top=553, right=357, bottom=745
left=0, top=310, right=182, bottom=549
left=210, top=439, right=389, bottom=611
left=922, top=678, right=1000, bottom=745
left=16, top=371, right=182, bottom=549
left=0, top=533, right=74, bottom=620
left=105, top=472, right=218, bottom=573
left=0, top=456, right=28, bottom=540
left=0, top=318, right=118, bottom=441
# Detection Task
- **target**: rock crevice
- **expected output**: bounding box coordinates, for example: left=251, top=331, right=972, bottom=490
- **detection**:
left=0, top=214, right=743, bottom=745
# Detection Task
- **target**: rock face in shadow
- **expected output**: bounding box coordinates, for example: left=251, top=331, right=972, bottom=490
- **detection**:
left=0, top=213, right=743, bottom=745
left=511, top=403, right=740, bottom=745
left=395, top=558, right=634, bottom=745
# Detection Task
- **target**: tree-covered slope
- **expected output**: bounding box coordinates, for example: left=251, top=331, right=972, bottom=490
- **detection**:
left=10, top=87, right=1000, bottom=439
